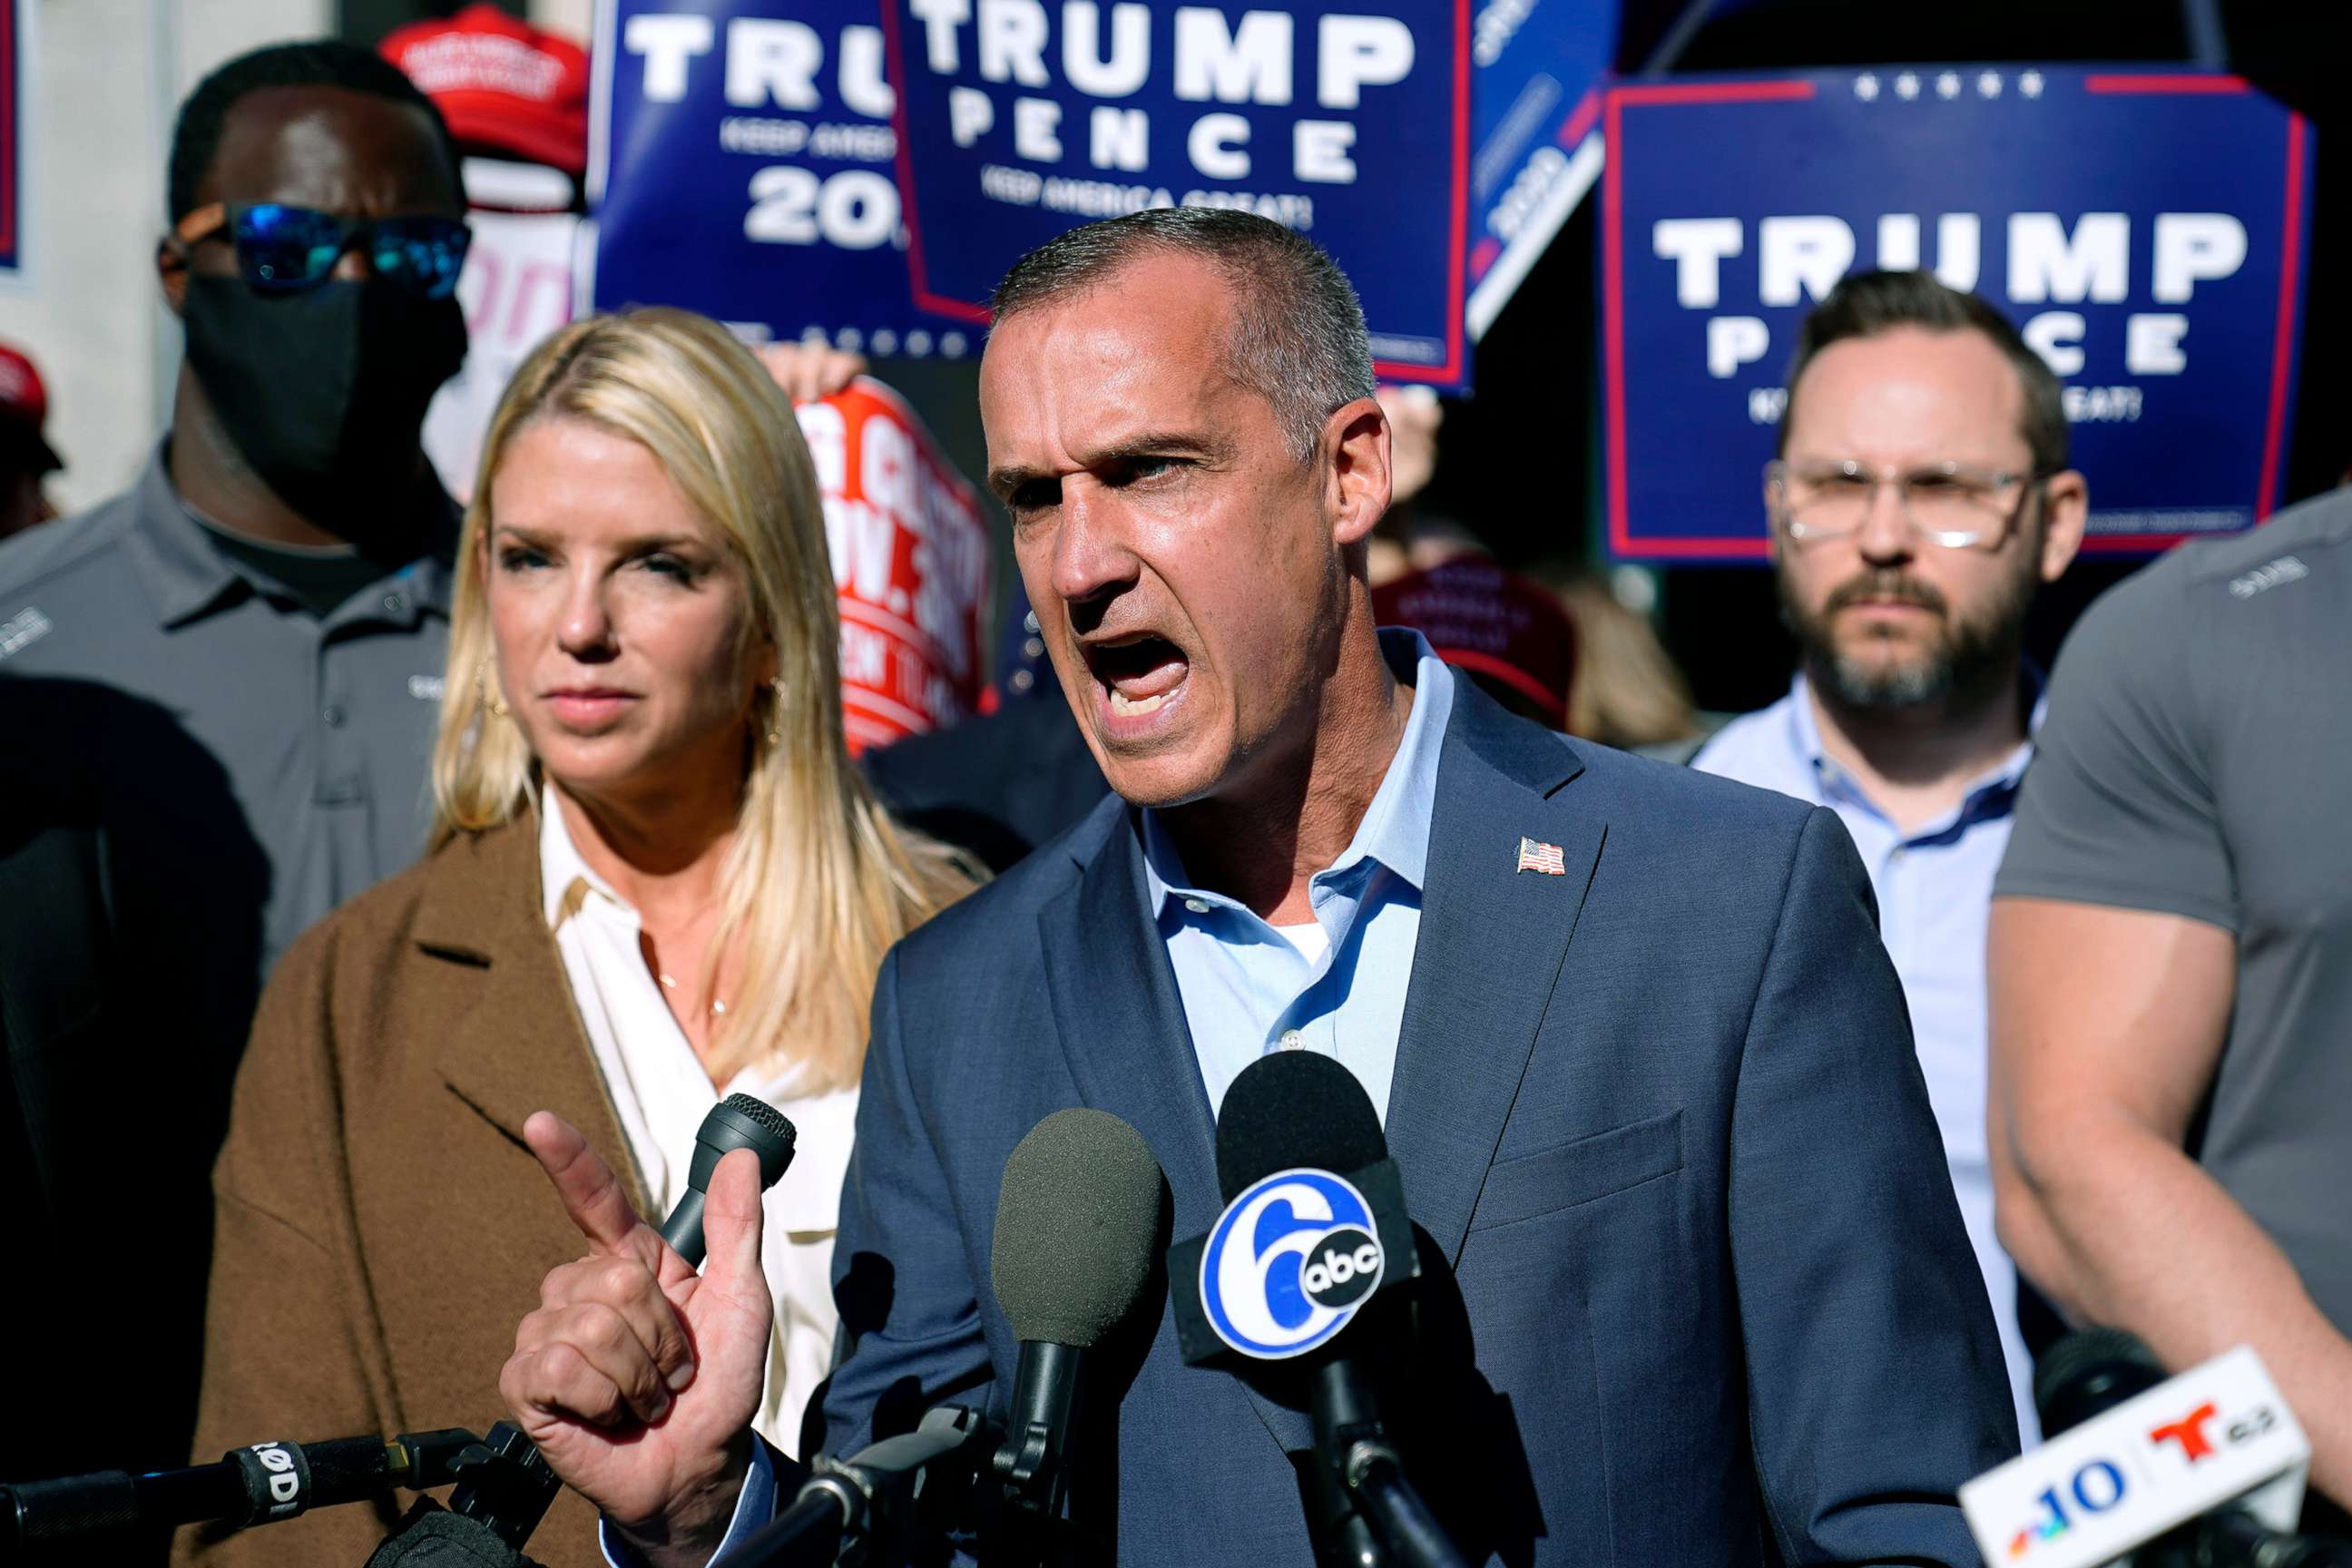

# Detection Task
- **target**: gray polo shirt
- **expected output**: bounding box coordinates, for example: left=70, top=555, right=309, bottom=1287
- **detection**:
left=1994, top=485, right=2352, bottom=1336
left=0, top=446, right=454, bottom=977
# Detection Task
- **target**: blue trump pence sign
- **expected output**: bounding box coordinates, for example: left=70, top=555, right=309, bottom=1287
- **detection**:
left=883, top=0, right=1474, bottom=387
left=1600, top=69, right=2314, bottom=563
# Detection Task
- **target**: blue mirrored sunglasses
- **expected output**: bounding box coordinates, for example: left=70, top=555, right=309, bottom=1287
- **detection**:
left=173, top=201, right=472, bottom=299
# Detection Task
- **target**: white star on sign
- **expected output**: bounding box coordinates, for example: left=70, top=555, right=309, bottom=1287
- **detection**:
left=1978, top=71, right=2002, bottom=98
left=2020, top=70, right=2044, bottom=98
left=1936, top=71, right=1962, bottom=99
left=1895, top=71, right=1920, bottom=100
left=1855, top=72, right=1881, bottom=101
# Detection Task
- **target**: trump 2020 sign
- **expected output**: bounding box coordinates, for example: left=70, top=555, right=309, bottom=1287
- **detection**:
left=883, top=0, right=1474, bottom=387
left=589, top=0, right=977, bottom=357
left=1602, top=68, right=2314, bottom=563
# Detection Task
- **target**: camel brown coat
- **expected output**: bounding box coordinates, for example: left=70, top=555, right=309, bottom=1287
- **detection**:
left=177, top=813, right=652, bottom=1568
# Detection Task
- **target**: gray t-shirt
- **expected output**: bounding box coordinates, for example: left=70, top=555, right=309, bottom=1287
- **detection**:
left=1994, top=486, right=2352, bottom=1334
left=0, top=447, right=454, bottom=981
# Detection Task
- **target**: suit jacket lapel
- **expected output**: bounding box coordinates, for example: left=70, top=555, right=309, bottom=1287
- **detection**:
left=1387, top=683, right=1606, bottom=1269
left=414, top=811, right=652, bottom=1219
left=1037, top=800, right=1220, bottom=1233
left=1035, top=800, right=1315, bottom=1454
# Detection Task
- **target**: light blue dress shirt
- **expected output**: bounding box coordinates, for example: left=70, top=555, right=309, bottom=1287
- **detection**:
left=1693, top=672, right=2043, bottom=1442
left=1140, top=629, right=1455, bottom=1127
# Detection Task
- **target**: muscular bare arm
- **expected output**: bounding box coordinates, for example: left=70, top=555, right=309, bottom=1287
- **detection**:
left=1988, top=896, right=2352, bottom=1504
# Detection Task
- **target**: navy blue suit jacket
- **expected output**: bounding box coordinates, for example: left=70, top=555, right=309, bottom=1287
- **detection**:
left=822, top=678, right=2017, bottom=1564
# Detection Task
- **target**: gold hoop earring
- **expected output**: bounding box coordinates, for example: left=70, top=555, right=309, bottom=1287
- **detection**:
left=764, top=677, right=786, bottom=746
left=475, top=664, right=509, bottom=720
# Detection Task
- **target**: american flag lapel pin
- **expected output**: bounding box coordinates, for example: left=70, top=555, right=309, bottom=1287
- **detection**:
left=1515, top=836, right=1567, bottom=876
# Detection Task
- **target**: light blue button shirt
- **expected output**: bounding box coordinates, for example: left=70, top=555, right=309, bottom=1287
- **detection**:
left=1693, top=672, right=2043, bottom=1441
left=1141, top=630, right=1455, bottom=1127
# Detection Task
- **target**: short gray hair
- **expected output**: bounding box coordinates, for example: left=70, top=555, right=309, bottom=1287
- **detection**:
left=989, top=208, right=1377, bottom=461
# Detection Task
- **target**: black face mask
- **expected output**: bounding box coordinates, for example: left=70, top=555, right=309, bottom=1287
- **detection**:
left=181, top=275, right=466, bottom=533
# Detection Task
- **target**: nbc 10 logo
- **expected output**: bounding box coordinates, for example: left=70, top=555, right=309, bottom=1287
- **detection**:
left=2006, top=1458, right=2127, bottom=1558
left=1200, top=1169, right=1385, bottom=1359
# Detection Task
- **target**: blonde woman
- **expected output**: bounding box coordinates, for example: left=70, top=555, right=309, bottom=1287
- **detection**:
left=180, top=309, right=975, bottom=1568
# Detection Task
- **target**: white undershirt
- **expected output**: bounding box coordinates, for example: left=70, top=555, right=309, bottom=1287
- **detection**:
left=539, top=799, right=854, bottom=1458
left=1272, top=921, right=1330, bottom=964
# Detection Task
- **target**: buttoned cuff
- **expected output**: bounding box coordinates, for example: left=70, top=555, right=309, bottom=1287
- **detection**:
left=597, top=1434, right=779, bottom=1568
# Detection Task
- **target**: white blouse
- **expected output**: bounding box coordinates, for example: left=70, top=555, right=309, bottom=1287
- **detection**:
left=539, top=799, right=855, bottom=1458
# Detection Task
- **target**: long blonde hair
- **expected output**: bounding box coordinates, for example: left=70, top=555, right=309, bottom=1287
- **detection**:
left=431, top=307, right=977, bottom=1091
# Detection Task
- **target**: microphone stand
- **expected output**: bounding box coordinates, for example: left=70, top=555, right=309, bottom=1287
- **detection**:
left=1310, top=1363, right=1469, bottom=1568
left=1, top=1424, right=557, bottom=1557
left=718, top=1404, right=995, bottom=1567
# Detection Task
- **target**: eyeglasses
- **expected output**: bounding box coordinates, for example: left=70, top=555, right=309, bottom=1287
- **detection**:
left=172, top=201, right=472, bottom=300
left=1765, top=458, right=2044, bottom=551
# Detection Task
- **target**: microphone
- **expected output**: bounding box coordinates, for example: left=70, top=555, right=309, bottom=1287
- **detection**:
left=5, top=1102, right=799, bottom=1561
left=715, top=1405, right=995, bottom=1568
left=660, top=1093, right=799, bottom=1266
left=2, top=1428, right=488, bottom=1553
left=719, top=1108, right=1167, bottom=1568
left=1958, top=1328, right=2347, bottom=1568
left=988, top=1107, right=1167, bottom=1525
left=368, top=1096, right=799, bottom=1563
left=1180, top=1051, right=1466, bottom=1568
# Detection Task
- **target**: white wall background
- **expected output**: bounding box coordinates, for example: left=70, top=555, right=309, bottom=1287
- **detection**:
left=530, top=0, right=591, bottom=43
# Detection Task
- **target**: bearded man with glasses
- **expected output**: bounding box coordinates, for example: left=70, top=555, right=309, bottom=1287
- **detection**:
left=1693, top=269, right=2087, bottom=1441
left=0, top=42, right=470, bottom=1505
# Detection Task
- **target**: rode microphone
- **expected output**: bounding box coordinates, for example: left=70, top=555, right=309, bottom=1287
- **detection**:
left=1, top=1429, right=483, bottom=1554
left=989, top=1108, right=1168, bottom=1525
left=1959, top=1328, right=2347, bottom=1568
left=661, top=1093, right=799, bottom=1266
left=1173, top=1052, right=1465, bottom=1568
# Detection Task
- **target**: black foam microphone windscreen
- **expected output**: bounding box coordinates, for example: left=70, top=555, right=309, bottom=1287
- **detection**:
left=990, top=1109, right=1166, bottom=1348
left=2032, top=1327, right=2169, bottom=1438
left=661, top=1093, right=799, bottom=1268
left=1214, top=1050, right=1387, bottom=1201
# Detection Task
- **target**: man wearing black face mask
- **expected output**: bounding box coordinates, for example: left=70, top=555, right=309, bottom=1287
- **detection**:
left=0, top=43, right=466, bottom=1495
left=0, top=39, right=466, bottom=969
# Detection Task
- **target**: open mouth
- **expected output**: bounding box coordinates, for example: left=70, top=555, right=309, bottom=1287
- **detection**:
left=1083, top=633, right=1189, bottom=720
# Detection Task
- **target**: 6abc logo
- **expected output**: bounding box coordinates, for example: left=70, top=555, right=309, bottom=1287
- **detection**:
left=1200, top=1168, right=1385, bottom=1359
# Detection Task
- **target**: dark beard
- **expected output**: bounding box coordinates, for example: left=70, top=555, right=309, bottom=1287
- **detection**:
left=1778, top=553, right=2035, bottom=713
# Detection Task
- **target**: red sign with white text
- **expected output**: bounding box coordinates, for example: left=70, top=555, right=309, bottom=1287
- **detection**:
left=796, top=380, right=990, bottom=753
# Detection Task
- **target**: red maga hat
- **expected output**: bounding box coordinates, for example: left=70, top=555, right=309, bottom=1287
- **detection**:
left=1373, top=557, right=1578, bottom=728
left=382, top=4, right=590, bottom=177
left=0, top=343, right=63, bottom=474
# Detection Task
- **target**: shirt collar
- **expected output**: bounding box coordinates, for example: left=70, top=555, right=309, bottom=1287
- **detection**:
left=1140, top=627, right=1454, bottom=910
left=539, top=789, right=631, bottom=930
left=121, top=444, right=244, bottom=629
left=121, top=439, right=459, bottom=630
left=1786, top=667, right=2046, bottom=821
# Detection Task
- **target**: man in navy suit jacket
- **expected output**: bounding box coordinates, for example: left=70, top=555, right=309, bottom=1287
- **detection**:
left=504, top=210, right=2015, bottom=1567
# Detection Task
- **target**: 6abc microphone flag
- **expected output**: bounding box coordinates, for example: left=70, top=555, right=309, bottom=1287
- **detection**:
left=738, top=1050, right=1472, bottom=1568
